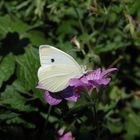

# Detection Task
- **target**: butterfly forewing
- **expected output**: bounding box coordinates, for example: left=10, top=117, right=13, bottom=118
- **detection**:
left=38, top=45, right=84, bottom=92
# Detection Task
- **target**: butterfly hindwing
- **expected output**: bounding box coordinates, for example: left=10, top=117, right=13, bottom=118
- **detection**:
left=38, top=64, right=82, bottom=92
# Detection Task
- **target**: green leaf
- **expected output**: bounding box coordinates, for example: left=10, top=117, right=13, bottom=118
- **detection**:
left=0, top=111, right=19, bottom=121
left=25, top=31, right=47, bottom=46
left=0, top=15, right=30, bottom=38
left=6, top=117, right=35, bottom=128
left=12, top=80, right=28, bottom=94
left=131, top=98, right=140, bottom=109
left=124, top=112, right=140, bottom=139
left=109, top=86, right=131, bottom=101
left=129, top=113, right=140, bottom=127
left=94, top=42, right=124, bottom=53
left=106, top=121, right=123, bottom=134
left=0, top=85, right=37, bottom=112
left=15, top=46, right=43, bottom=101
left=16, top=46, right=39, bottom=91
left=0, top=54, right=15, bottom=88
left=0, top=15, right=47, bottom=45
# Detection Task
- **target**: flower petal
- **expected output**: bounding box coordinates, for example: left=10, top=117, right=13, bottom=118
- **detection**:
left=69, top=77, right=92, bottom=91
left=98, top=78, right=111, bottom=85
left=61, top=87, right=80, bottom=102
left=69, top=78, right=84, bottom=87
left=58, top=130, right=73, bottom=140
left=36, top=82, right=49, bottom=91
left=92, top=78, right=111, bottom=85
left=65, top=96, right=77, bottom=102
left=59, top=132, right=73, bottom=140
left=36, top=83, right=44, bottom=89
left=44, top=91, right=62, bottom=105
left=100, top=68, right=118, bottom=78
left=86, top=68, right=101, bottom=80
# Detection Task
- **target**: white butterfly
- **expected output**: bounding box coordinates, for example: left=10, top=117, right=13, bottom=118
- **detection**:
left=37, top=45, right=86, bottom=92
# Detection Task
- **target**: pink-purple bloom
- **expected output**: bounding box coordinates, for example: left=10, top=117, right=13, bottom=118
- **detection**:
left=44, top=87, right=80, bottom=106
left=69, top=68, right=117, bottom=93
left=37, top=68, right=117, bottom=105
left=58, top=129, right=73, bottom=140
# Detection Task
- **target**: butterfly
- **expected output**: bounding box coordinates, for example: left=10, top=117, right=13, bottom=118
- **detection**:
left=37, top=45, right=86, bottom=92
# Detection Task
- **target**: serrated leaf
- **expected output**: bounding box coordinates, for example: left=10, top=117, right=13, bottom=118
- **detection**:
left=12, top=80, right=28, bottom=94
left=0, top=54, right=15, bottom=88
left=16, top=46, right=39, bottom=91
left=106, top=121, right=123, bottom=134
left=129, top=113, right=140, bottom=127
left=124, top=112, right=140, bottom=139
left=0, top=15, right=30, bottom=38
left=0, top=111, right=19, bottom=121
left=15, top=46, right=43, bottom=100
left=25, top=31, right=47, bottom=45
left=0, top=85, right=36, bottom=112
left=6, top=117, right=35, bottom=128
left=0, top=15, right=47, bottom=45
left=131, top=98, right=140, bottom=109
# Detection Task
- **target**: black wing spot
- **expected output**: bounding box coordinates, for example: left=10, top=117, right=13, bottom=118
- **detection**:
left=51, top=58, right=55, bottom=63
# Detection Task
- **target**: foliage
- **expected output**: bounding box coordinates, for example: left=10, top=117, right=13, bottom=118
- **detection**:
left=0, top=0, right=140, bottom=140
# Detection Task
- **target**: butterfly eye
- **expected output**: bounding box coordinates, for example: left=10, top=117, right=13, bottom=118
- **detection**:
left=51, top=58, right=55, bottom=63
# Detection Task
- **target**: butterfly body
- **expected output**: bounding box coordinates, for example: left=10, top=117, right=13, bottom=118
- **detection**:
left=38, top=45, right=85, bottom=92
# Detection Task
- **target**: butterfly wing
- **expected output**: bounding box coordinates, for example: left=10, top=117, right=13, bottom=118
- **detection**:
left=37, top=45, right=83, bottom=92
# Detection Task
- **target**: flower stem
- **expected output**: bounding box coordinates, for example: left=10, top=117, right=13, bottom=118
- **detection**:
left=39, top=105, right=52, bottom=140
left=92, top=100, right=99, bottom=137
left=45, top=105, right=52, bottom=129
left=89, top=93, right=100, bottom=138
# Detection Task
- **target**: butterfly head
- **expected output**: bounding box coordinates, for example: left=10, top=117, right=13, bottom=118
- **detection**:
left=81, top=65, right=87, bottom=74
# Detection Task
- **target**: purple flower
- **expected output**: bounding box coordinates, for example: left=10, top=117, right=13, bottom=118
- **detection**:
left=58, top=129, right=73, bottom=140
left=69, top=68, right=117, bottom=93
left=37, top=68, right=117, bottom=105
left=44, top=87, right=80, bottom=106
